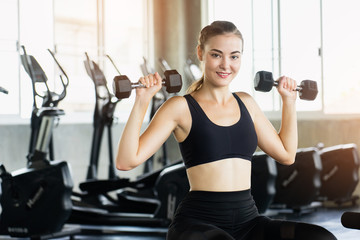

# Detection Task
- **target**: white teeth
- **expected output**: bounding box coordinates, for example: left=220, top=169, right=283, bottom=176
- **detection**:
left=218, top=72, right=230, bottom=76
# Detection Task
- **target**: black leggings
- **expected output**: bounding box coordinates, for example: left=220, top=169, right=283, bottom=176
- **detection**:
left=167, top=190, right=337, bottom=240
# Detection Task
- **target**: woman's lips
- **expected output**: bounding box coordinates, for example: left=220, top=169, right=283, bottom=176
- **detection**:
left=217, top=72, right=231, bottom=78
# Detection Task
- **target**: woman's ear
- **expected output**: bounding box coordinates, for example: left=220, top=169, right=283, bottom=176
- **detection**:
left=197, top=46, right=203, bottom=61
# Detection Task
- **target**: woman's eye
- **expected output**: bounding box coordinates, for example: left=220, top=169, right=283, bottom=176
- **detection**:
left=211, top=53, right=220, bottom=58
left=231, top=55, right=239, bottom=60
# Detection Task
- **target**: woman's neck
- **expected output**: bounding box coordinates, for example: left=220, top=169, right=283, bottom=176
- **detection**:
left=194, top=85, right=233, bottom=105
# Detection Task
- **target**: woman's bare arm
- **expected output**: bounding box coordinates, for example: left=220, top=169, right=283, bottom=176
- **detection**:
left=116, top=73, right=184, bottom=170
left=240, top=76, right=298, bottom=165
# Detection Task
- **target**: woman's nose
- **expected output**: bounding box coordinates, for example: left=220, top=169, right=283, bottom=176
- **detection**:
left=219, top=57, right=230, bottom=70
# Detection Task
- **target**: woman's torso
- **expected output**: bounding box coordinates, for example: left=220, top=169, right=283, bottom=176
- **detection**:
left=173, top=92, right=257, bottom=192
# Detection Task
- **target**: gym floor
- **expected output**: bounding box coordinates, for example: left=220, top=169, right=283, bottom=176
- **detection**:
left=272, top=205, right=360, bottom=240
left=1, top=205, right=359, bottom=240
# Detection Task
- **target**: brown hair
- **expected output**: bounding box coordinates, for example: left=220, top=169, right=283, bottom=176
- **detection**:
left=187, top=21, right=243, bottom=94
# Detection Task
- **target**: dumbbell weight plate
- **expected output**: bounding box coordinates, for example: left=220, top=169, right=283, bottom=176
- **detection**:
left=254, top=71, right=274, bottom=92
left=113, top=75, right=132, bottom=99
left=164, top=70, right=183, bottom=93
left=299, top=80, right=318, bottom=101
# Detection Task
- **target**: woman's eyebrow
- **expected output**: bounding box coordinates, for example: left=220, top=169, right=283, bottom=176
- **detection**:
left=210, top=49, right=241, bottom=54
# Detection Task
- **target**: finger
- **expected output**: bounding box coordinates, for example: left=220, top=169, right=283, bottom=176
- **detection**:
left=282, top=77, right=288, bottom=89
left=139, top=77, right=145, bottom=87
left=278, top=76, right=287, bottom=89
left=282, top=77, right=295, bottom=91
left=148, top=74, right=155, bottom=87
left=291, top=79, right=297, bottom=91
left=285, top=77, right=295, bottom=91
left=285, top=77, right=291, bottom=90
left=154, top=72, right=162, bottom=86
left=144, top=75, right=150, bottom=87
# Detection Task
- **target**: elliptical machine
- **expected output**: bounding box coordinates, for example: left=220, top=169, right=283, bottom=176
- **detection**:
left=83, top=52, right=120, bottom=182
left=0, top=46, right=73, bottom=238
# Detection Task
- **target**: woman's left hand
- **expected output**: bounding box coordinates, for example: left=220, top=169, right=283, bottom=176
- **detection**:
left=276, top=76, right=297, bottom=102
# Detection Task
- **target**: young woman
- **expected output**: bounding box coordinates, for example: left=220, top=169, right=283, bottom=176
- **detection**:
left=116, top=21, right=337, bottom=240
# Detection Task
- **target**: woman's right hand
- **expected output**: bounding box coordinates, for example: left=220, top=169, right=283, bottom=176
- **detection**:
left=136, top=72, right=163, bottom=100
left=276, top=76, right=297, bottom=103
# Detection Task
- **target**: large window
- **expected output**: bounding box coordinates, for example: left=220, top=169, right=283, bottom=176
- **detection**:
left=209, top=0, right=360, bottom=115
left=279, top=0, right=322, bottom=112
left=0, top=0, right=19, bottom=115
left=322, top=0, right=360, bottom=114
left=251, top=0, right=280, bottom=111
left=20, top=0, right=54, bottom=118
left=1, top=0, right=360, bottom=120
left=53, top=0, right=148, bottom=121
left=0, top=0, right=148, bottom=121
left=0, top=0, right=54, bottom=117
left=54, top=0, right=98, bottom=114
left=103, top=0, right=148, bottom=121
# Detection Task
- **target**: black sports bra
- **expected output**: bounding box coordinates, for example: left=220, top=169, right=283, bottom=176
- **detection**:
left=179, top=93, right=258, bottom=169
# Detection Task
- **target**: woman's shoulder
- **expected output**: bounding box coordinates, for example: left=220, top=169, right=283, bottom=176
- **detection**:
left=234, top=91, right=255, bottom=103
left=164, top=94, right=188, bottom=105
left=233, top=91, right=260, bottom=116
left=157, top=95, right=191, bottom=128
left=159, top=95, right=189, bottom=113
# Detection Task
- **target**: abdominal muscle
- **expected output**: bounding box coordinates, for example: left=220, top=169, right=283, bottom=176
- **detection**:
left=186, top=158, right=252, bottom=192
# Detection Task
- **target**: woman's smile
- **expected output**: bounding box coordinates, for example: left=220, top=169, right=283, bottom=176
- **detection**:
left=216, top=71, right=231, bottom=78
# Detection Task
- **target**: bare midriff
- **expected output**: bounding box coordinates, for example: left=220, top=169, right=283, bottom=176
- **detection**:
left=186, top=158, right=251, bottom=192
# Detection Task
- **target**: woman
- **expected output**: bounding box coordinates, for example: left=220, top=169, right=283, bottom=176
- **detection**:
left=116, top=21, right=337, bottom=240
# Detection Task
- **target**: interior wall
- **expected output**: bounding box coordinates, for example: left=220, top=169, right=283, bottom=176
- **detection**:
left=152, top=0, right=202, bottom=91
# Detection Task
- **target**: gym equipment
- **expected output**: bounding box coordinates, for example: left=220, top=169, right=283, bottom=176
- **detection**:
left=0, top=86, right=8, bottom=94
left=113, top=69, right=182, bottom=99
left=82, top=52, right=120, bottom=181
left=271, top=147, right=322, bottom=213
left=0, top=46, right=73, bottom=238
left=317, top=143, right=359, bottom=205
left=74, top=52, right=154, bottom=209
left=68, top=53, right=190, bottom=229
left=251, top=152, right=277, bottom=214
left=254, top=71, right=318, bottom=100
left=69, top=160, right=189, bottom=227
left=20, top=46, right=69, bottom=162
left=341, top=211, right=360, bottom=230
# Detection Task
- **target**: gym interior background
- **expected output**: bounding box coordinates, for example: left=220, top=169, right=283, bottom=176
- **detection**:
left=0, top=0, right=360, bottom=238
left=2, top=0, right=360, bottom=193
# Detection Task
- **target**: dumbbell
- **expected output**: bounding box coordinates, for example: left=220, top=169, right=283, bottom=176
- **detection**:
left=254, top=71, right=318, bottom=101
left=113, top=70, right=182, bottom=99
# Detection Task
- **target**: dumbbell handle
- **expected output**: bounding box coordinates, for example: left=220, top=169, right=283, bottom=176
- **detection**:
left=131, top=79, right=166, bottom=89
left=273, top=81, right=302, bottom=91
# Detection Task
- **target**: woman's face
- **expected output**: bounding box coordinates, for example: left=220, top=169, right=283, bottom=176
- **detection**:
left=199, top=33, right=243, bottom=88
